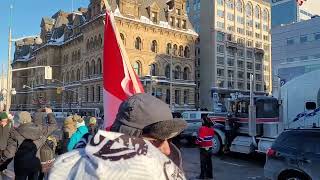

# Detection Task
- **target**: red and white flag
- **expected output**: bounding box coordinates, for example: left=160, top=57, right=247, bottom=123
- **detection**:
left=103, top=2, right=144, bottom=129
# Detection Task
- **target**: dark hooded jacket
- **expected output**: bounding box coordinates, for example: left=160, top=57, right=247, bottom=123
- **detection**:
left=1, top=113, right=57, bottom=174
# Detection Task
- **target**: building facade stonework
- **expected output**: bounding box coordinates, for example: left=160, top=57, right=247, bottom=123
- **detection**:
left=12, top=0, right=198, bottom=112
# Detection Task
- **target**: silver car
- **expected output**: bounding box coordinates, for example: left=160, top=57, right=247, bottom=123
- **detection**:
left=264, top=129, right=320, bottom=180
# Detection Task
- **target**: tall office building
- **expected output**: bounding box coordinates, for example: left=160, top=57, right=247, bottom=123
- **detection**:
left=189, top=0, right=272, bottom=109
left=272, top=16, right=320, bottom=92
left=271, top=0, right=320, bottom=27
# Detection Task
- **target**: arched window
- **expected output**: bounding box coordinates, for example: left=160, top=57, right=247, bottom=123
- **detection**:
left=120, top=33, right=125, bottom=45
left=174, top=66, right=181, bottom=79
left=183, top=90, right=189, bottom=105
left=183, top=67, right=190, bottom=80
left=86, top=62, right=90, bottom=77
left=184, top=46, right=190, bottom=58
left=78, top=50, right=81, bottom=60
left=173, top=44, right=178, bottom=55
left=166, top=43, right=172, bottom=54
left=262, top=9, right=269, bottom=22
left=86, top=39, right=90, bottom=51
left=91, top=86, right=95, bottom=102
left=151, top=40, right=158, bottom=53
left=246, top=3, right=252, bottom=17
left=226, top=0, right=234, bottom=9
left=179, top=46, right=184, bottom=57
left=133, top=61, right=141, bottom=76
left=150, top=64, right=157, bottom=76
left=97, top=58, right=102, bottom=74
left=71, top=70, right=75, bottom=82
left=90, top=37, right=94, bottom=50
left=135, top=37, right=142, bottom=50
left=66, top=72, right=70, bottom=83
left=94, top=36, right=98, bottom=49
left=77, top=69, right=81, bottom=81
left=91, top=60, right=96, bottom=75
left=236, top=0, right=243, bottom=13
left=165, top=65, right=170, bottom=78
left=98, top=34, right=102, bottom=46
left=255, top=5, right=261, bottom=19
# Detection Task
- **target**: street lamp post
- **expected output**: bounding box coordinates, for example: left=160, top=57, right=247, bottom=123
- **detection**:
left=6, top=4, right=13, bottom=114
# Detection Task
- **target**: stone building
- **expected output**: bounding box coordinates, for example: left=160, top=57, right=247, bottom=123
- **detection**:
left=11, top=0, right=198, bottom=113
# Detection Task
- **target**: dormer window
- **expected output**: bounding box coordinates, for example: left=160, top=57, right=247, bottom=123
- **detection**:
left=151, top=12, right=158, bottom=23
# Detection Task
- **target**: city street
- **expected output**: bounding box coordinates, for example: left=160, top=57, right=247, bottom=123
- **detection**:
left=181, top=148, right=267, bottom=180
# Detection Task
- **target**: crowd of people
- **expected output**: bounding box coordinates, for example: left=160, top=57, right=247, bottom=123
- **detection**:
left=0, top=93, right=216, bottom=180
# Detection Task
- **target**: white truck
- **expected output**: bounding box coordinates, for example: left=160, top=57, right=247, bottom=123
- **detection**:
left=211, top=70, right=320, bottom=155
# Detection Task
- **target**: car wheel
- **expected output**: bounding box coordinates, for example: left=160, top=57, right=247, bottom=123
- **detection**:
left=211, top=134, right=222, bottom=155
left=280, top=172, right=309, bottom=180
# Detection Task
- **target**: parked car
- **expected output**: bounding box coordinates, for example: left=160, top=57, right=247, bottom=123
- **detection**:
left=264, top=129, right=320, bottom=180
left=180, top=111, right=213, bottom=142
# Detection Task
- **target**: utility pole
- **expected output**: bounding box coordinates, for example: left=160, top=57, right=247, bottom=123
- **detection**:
left=6, top=4, right=13, bottom=113
left=170, top=51, right=173, bottom=111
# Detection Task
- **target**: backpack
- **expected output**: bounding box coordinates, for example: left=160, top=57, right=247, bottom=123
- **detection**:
left=14, top=139, right=41, bottom=175
left=40, top=136, right=57, bottom=173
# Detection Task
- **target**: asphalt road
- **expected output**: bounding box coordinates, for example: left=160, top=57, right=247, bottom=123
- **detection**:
left=181, top=148, right=267, bottom=180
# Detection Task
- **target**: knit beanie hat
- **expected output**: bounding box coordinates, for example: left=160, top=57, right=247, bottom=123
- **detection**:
left=89, top=117, right=97, bottom=126
left=17, top=111, right=32, bottom=124
left=0, top=112, right=8, bottom=121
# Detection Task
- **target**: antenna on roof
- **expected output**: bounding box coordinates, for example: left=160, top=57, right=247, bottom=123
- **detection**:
left=72, top=0, right=74, bottom=12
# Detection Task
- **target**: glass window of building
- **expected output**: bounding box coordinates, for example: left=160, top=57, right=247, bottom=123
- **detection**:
left=236, top=0, right=243, bottom=13
left=228, top=81, right=234, bottom=88
left=175, top=90, right=181, bottom=105
left=300, top=36, right=308, bottom=43
left=217, top=21, right=225, bottom=29
left=237, top=16, right=244, bottom=24
left=227, top=13, right=235, bottom=21
left=255, top=22, right=261, bottom=29
left=287, top=38, right=295, bottom=45
left=217, top=80, right=224, bottom=88
left=238, top=82, right=244, bottom=89
left=247, top=62, right=253, bottom=70
left=151, top=12, right=158, bottom=23
left=247, top=40, right=253, bottom=47
left=217, top=9, right=224, bottom=18
left=133, top=61, right=141, bottom=76
left=262, top=9, right=269, bottom=22
left=227, top=47, right=235, bottom=56
left=183, top=90, right=189, bottom=104
left=255, top=74, right=262, bottom=81
left=227, top=58, right=235, bottom=66
left=254, top=5, right=261, bottom=19
left=315, top=33, right=320, bottom=40
left=246, top=3, right=252, bottom=17
left=255, top=63, right=262, bottom=71
left=217, top=32, right=225, bottom=41
left=217, top=44, right=225, bottom=53
left=217, top=68, right=225, bottom=77
left=237, top=49, right=244, bottom=58
left=263, top=24, right=269, bottom=31
left=226, top=0, right=234, bottom=9
left=228, top=70, right=234, bottom=78
left=247, top=50, right=253, bottom=58
left=227, top=25, right=235, bottom=32
left=217, top=56, right=225, bottom=65
left=217, top=0, right=224, bottom=6
left=238, top=71, right=244, bottom=79
left=256, top=84, right=262, bottom=91
left=247, top=20, right=253, bottom=27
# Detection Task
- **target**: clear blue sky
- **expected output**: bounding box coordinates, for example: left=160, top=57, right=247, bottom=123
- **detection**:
left=0, top=0, right=89, bottom=70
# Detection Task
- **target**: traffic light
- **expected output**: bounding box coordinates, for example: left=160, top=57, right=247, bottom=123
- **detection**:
left=45, top=66, right=52, bottom=80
